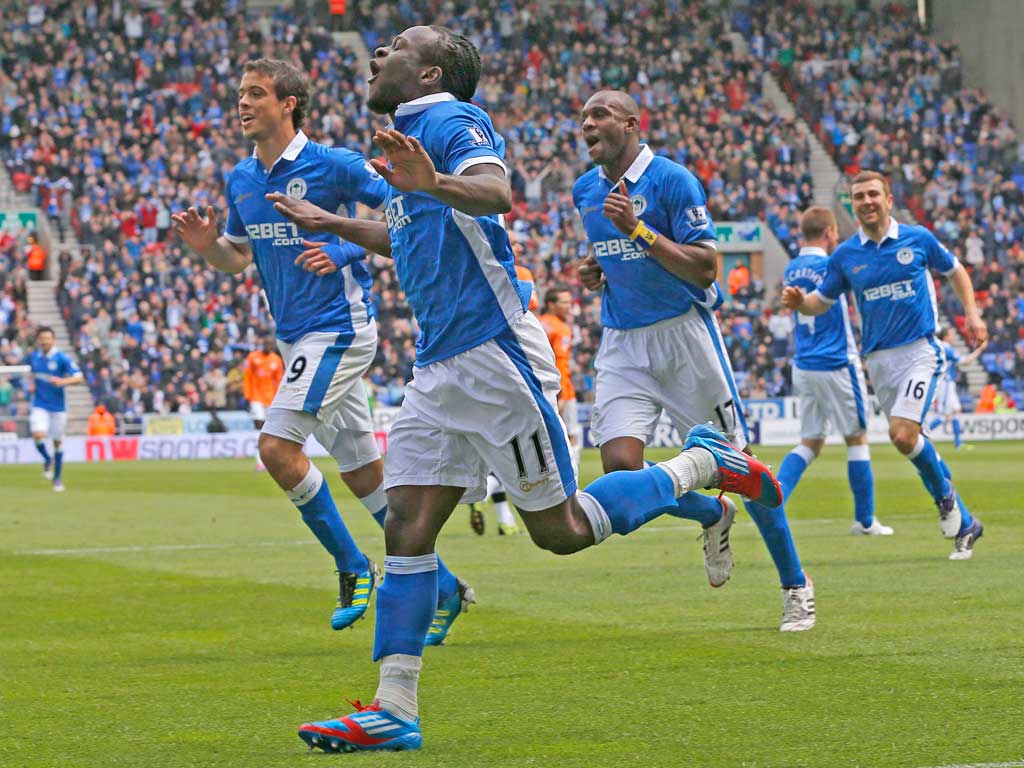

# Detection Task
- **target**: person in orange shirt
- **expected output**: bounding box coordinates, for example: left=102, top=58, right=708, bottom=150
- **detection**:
left=244, top=338, right=284, bottom=470
left=87, top=404, right=117, bottom=436
left=26, top=235, right=47, bottom=280
left=539, top=285, right=582, bottom=463
left=512, top=242, right=539, bottom=312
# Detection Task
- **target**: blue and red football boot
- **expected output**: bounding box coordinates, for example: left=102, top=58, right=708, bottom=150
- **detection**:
left=298, top=699, right=422, bottom=753
left=684, top=423, right=784, bottom=508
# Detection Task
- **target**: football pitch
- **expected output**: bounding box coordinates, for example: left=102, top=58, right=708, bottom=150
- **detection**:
left=1, top=444, right=1022, bottom=768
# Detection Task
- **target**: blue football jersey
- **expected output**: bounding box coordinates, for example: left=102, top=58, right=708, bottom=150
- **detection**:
left=573, top=145, right=717, bottom=329
left=26, top=348, right=79, bottom=412
left=815, top=219, right=957, bottom=354
left=224, top=132, right=388, bottom=343
left=942, top=342, right=960, bottom=382
left=386, top=93, right=529, bottom=365
left=784, top=247, right=857, bottom=370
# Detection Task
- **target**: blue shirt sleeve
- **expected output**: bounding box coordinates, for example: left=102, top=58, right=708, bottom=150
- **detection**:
left=334, top=149, right=388, bottom=209
left=59, top=352, right=80, bottom=377
left=817, top=253, right=849, bottom=302
left=432, top=110, right=505, bottom=177
left=661, top=165, right=716, bottom=245
left=224, top=172, right=247, bottom=241
left=920, top=229, right=957, bottom=274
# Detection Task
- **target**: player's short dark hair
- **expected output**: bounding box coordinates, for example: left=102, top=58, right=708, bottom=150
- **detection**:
left=544, top=284, right=571, bottom=307
left=243, top=58, right=310, bottom=129
left=424, top=26, right=480, bottom=102
left=35, top=326, right=54, bottom=337
left=799, top=206, right=837, bottom=240
left=850, top=170, right=892, bottom=196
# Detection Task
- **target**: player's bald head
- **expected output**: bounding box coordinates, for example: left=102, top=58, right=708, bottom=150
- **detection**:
left=581, top=90, right=642, bottom=168
left=583, top=90, right=639, bottom=118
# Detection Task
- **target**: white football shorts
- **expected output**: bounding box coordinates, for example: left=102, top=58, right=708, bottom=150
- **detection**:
left=590, top=306, right=749, bottom=450
left=932, top=377, right=962, bottom=416
left=384, top=312, right=577, bottom=511
left=792, top=360, right=868, bottom=439
left=263, top=321, right=380, bottom=470
left=30, top=407, right=68, bottom=441
left=865, top=336, right=945, bottom=424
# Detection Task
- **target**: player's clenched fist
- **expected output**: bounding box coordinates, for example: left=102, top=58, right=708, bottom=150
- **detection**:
left=782, top=285, right=805, bottom=311
left=579, top=255, right=605, bottom=291
left=602, top=180, right=638, bottom=236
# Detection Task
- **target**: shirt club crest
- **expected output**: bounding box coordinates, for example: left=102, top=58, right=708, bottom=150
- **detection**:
left=896, top=247, right=914, bottom=265
left=287, top=177, right=308, bottom=200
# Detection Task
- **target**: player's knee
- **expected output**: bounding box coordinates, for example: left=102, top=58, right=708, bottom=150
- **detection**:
left=523, top=506, right=591, bottom=555
left=601, top=445, right=644, bottom=472
left=888, top=423, right=919, bottom=454
left=529, top=528, right=587, bottom=555
left=258, top=433, right=297, bottom=472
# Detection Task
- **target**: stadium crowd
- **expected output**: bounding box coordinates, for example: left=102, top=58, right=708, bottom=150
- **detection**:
left=1, top=0, right=1021, bottom=427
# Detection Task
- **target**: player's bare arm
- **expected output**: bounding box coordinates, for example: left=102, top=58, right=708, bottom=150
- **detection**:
left=371, top=128, right=511, bottom=216
left=267, top=193, right=392, bottom=257
left=172, top=206, right=252, bottom=274
left=946, top=262, right=987, bottom=346
left=782, top=285, right=830, bottom=316
left=604, top=180, right=716, bottom=287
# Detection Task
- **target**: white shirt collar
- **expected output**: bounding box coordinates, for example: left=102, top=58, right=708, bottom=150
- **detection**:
left=251, top=130, right=309, bottom=167
left=857, top=216, right=900, bottom=246
left=394, top=92, right=458, bottom=117
left=598, top=144, right=655, bottom=182
left=798, top=246, right=829, bottom=257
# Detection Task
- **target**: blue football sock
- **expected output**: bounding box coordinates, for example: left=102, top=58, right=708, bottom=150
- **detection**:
left=35, top=441, right=51, bottom=466
left=846, top=444, right=874, bottom=527
left=952, top=418, right=962, bottom=449
left=674, top=491, right=723, bottom=526
left=847, top=460, right=874, bottom=526
left=289, top=465, right=368, bottom=574
left=583, top=466, right=680, bottom=536
left=938, top=455, right=952, bottom=481
left=373, top=554, right=438, bottom=660
left=369, top=502, right=456, bottom=603
left=956, top=493, right=975, bottom=533
left=908, top=435, right=951, bottom=501
left=53, top=450, right=64, bottom=483
left=744, top=500, right=805, bottom=588
left=928, top=416, right=942, bottom=431
left=777, top=445, right=814, bottom=502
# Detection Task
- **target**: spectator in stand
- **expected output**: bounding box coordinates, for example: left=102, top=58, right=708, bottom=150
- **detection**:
left=87, top=403, right=117, bottom=436
left=25, top=234, right=46, bottom=280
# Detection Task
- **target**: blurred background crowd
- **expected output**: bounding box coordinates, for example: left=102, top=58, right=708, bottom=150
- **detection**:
left=1, top=0, right=1021, bottom=430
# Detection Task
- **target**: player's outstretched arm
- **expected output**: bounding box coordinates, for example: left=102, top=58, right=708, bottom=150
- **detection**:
left=603, top=181, right=716, bottom=287
left=946, top=262, right=987, bottom=346
left=172, top=206, right=252, bottom=274
left=959, top=337, right=989, bottom=366
left=266, top=193, right=392, bottom=257
left=371, top=129, right=511, bottom=217
left=782, top=285, right=830, bottom=316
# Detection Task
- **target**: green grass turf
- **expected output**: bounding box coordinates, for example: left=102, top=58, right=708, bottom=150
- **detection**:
left=1, top=443, right=1023, bottom=768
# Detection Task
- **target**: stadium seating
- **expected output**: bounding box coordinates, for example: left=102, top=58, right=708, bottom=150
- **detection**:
left=2, top=1, right=1019, bottom=419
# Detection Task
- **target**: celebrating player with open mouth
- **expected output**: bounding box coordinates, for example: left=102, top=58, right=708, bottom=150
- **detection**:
left=173, top=58, right=473, bottom=638
left=269, top=26, right=784, bottom=753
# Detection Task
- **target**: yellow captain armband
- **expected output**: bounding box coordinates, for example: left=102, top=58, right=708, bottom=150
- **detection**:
left=629, top=221, right=659, bottom=250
